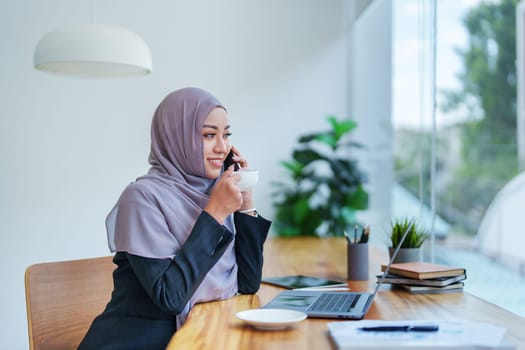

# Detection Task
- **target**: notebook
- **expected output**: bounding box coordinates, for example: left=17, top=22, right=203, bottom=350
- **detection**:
left=263, top=222, right=414, bottom=319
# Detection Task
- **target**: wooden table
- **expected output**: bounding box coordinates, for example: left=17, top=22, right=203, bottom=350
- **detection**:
left=167, top=237, right=525, bottom=349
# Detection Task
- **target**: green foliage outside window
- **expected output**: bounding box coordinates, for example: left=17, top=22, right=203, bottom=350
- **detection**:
left=397, top=0, right=520, bottom=236
left=441, top=0, right=520, bottom=234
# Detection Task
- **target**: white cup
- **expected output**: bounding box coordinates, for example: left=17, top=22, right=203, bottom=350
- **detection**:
left=236, top=169, right=259, bottom=192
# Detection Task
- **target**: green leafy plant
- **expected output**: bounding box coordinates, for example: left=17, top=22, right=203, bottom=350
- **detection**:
left=272, top=115, right=368, bottom=237
left=389, top=217, right=429, bottom=248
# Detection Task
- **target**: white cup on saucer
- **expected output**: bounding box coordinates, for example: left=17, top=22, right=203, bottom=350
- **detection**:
left=236, top=169, right=259, bottom=192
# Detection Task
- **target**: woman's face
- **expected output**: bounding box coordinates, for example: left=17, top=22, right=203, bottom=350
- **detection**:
left=202, top=107, right=231, bottom=179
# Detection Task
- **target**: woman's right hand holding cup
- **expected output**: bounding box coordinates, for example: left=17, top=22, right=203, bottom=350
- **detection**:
left=204, top=165, right=242, bottom=224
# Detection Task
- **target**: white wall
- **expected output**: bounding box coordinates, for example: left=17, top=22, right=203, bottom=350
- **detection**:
left=0, top=0, right=354, bottom=348
left=351, top=0, right=394, bottom=240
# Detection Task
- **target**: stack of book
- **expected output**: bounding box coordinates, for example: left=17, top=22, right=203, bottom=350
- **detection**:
left=378, top=262, right=467, bottom=294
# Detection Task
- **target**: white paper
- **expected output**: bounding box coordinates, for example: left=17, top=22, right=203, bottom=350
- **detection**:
left=327, top=319, right=513, bottom=349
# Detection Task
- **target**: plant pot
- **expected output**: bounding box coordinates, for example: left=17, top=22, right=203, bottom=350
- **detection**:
left=388, top=247, right=422, bottom=264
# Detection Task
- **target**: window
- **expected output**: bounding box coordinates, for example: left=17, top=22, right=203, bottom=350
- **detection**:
left=393, top=0, right=525, bottom=316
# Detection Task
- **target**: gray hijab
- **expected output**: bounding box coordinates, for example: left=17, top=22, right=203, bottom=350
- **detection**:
left=106, top=87, right=238, bottom=324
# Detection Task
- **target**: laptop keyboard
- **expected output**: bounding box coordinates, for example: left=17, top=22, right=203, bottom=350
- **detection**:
left=307, top=293, right=359, bottom=313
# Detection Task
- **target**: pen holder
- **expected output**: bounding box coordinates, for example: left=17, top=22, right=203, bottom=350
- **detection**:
left=347, top=243, right=369, bottom=280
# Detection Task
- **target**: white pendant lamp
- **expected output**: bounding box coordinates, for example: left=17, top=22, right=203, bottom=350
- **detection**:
left=34, top=23, right=152, bottom=78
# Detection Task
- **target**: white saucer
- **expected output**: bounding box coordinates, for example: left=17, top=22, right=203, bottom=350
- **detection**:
left=236, top=308, right=307, bottom=330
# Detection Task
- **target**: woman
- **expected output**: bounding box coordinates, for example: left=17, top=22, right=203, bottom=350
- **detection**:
left=79, top=87, right=271, bottom=350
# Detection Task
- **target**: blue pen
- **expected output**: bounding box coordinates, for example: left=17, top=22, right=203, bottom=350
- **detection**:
left=359, top=325, right=439, bottom=332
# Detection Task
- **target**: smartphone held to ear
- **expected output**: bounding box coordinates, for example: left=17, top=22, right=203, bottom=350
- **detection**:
left=224, top=150, right=240, bottom=171
left=224, top=148, right=259, bottom=191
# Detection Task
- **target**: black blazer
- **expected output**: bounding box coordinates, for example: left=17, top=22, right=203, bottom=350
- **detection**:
left=78, top=211, right=270, bottom=350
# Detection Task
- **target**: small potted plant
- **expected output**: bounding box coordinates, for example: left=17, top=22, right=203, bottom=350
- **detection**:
left=388, top=217, right=429, bottom=263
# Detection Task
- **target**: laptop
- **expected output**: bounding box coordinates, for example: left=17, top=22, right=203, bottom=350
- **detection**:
left=263, top=222, right=414, bottom=319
